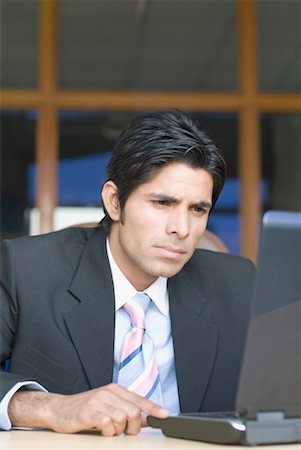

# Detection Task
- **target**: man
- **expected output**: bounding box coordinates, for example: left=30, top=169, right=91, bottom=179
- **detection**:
left=0, top=110, right=255, bottom=436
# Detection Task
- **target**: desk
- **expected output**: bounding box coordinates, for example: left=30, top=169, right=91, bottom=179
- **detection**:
left=1, top=428, right=300, bottom=450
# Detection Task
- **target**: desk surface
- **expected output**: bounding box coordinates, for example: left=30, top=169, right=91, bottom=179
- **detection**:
left=1, top=428, right=300, bottom=450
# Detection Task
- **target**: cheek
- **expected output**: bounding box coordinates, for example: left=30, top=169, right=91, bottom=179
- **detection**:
left=120, top=216, right=150, bottom=252
left=191, top=218, right=208, bottom=241
left=126, top=205, right=163, bottom=233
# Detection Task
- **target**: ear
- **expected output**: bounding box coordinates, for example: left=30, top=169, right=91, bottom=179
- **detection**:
left=101, top=181, right=121, bottom=221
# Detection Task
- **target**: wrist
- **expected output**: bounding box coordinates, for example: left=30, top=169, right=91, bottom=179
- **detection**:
left=8, top=390, right=61, bottom=429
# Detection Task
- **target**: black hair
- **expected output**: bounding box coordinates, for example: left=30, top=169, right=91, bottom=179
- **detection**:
left=101, top=110, right=226, bottom=229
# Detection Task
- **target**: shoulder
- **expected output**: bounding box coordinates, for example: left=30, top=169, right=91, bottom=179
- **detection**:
left=2, top=226, right=88, bottom=247
left=1, top=226, right=101, bottom=251
left=187, top=248, right=255, bottom=279
left=183, top=249, right=256, bottom=302
left=0, top=226, right=106, bottom=270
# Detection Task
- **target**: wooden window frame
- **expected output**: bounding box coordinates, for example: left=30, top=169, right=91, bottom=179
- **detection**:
left=0, top=0, right=300, bottom=260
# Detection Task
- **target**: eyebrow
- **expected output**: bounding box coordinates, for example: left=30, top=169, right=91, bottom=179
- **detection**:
left=146, top=193, right=212, bottom=210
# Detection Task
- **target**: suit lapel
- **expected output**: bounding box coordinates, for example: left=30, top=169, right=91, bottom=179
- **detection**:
left=65, top=228, right=115, bottom=389
left=169, top=268, right=218, bottom=412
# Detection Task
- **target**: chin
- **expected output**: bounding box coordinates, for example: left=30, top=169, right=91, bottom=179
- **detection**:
left=151, top=263, right=185, bottom=279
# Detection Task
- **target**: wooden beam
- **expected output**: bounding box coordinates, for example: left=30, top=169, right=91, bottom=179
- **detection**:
left=54, top=91, right=242, bottom=111
left=36, top=105, right=58, bottom=233
left=0, top=90, right=42, bottom=108
left=238, top=107, right=261, bottom=260
left=36, top=0, right=58, bottom=233
left=1, top=89, right=300, bottom=111
left=39, top=0, right=58, bottom=94
left=238, top=0, right=261, bottom=261
left=258, top=93, right=301, bottom=112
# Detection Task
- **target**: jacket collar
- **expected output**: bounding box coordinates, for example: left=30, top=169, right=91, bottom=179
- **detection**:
left=65, top=227, right=115, bottom=389
left=169, top=265, right=218, bottom=412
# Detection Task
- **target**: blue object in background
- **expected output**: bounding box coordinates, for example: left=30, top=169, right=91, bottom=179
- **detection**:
left=28, top=151, right=112, bottom=206
left=208, top=213, right=240, bottom=254
left=208, top=178, right=268, bottom=254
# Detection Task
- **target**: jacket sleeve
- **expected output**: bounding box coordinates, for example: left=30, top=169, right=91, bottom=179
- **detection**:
left=0, top=240, right=34, bottom=399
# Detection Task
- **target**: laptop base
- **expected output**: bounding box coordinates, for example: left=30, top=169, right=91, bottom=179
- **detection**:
left=147, top=412, right=301, bottom=446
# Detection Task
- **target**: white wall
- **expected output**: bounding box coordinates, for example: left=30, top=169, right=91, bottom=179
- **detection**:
left=29, top=207, right=105, bottom=235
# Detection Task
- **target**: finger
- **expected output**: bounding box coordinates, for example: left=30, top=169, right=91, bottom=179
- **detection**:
left=141, top=412, right=149, bottom=427
left=139, top=398, right=169, bottom=418
left=100, top=393, right=142, bottom=435
left=106, top=384, right=169, bottom=418
left=118, top=387, right=169, bottom=417
left=123, top=404, right=142, bottom=435
left=102, top=404, right=128, bottom=436
left=94, top=387, right=142, bottom=435
left=96, top=414, right=116, bottom=437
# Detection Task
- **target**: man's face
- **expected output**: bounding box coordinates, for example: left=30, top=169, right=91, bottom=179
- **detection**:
left=107, top=162, right=213, bottom=291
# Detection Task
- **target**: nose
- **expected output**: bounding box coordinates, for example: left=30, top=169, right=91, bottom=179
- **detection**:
left=166, top=209, right=190, bottom=239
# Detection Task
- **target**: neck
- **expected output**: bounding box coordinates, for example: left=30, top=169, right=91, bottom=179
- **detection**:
left=108, top=226, right=157, bottom=291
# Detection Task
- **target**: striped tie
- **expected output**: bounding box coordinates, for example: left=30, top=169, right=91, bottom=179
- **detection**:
left=118, top=293, right=162, bottom=404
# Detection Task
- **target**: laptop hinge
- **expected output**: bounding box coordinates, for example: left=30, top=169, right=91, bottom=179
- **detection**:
left=244, top=411, right=301, bottom=445
left=256, top=411, right=284, bottom=421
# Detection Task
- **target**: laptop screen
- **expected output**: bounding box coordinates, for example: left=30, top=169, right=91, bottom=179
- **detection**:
left=235, top=211, right=301, bottom=419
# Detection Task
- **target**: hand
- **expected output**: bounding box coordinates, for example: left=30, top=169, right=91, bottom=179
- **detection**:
left=8, top=383, right=169, bottom=436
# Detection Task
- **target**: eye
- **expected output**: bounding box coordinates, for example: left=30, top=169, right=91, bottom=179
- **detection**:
left=152, top=199, right=170, bottom=207
left=192, top=206, right=208, bottom=214
left=158, top=200, right=168, bottom=205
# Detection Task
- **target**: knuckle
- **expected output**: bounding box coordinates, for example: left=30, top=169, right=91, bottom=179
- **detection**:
left=99, top=414, right=111, bottom=426
left=112, top=409, right=127, bottom=423
left=98, top=414, right=118, bottom=437
left=128, top=405, right=140, bottom=420
left=98, top=414, right=114, bottom=434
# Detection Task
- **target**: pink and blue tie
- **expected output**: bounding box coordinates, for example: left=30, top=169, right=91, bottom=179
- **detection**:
left=118, top=293, right=162, bottom=404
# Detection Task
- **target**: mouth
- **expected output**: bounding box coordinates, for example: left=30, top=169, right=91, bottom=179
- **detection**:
left=153, top=245, right=187, bottom=259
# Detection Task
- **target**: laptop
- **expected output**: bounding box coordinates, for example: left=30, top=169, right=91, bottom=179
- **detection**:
left=147, top=210, right=301, bottom=445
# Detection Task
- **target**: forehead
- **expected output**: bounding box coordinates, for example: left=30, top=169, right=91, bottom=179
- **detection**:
left=135, top=162, right=213, bottom=197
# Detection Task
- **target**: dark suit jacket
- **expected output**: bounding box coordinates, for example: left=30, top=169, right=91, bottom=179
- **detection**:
left=0, top=226, right=255, bottom=412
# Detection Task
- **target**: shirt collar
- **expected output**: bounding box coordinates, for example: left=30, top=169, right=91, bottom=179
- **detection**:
left=106, top=238, right=169, bottom=316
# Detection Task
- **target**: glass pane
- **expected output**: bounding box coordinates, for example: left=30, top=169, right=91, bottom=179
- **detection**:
left=59, top=0, right=237, bottom=91
left=1, top=111, right=36, bottom=238
left=0, top=0, right=39, bottom=89
left=54, top=110, right=240, bottom=253
left=261, top=114, right=301, bottom=211
left=192, top=113, right=240, bottom=255
left=258, top=0, right=301, bottom=92
left=57, top=111, right=138, bottom=207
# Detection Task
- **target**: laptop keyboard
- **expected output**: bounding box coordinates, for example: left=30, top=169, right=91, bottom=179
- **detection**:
left=179, top=411, right=241, bottom=419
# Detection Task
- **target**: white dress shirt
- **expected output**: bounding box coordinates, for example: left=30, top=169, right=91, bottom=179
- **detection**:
left=107, top=239, right=180, bottom=413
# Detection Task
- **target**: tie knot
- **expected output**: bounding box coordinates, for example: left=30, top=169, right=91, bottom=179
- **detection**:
left=124, top=293, right=150, bottom=329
